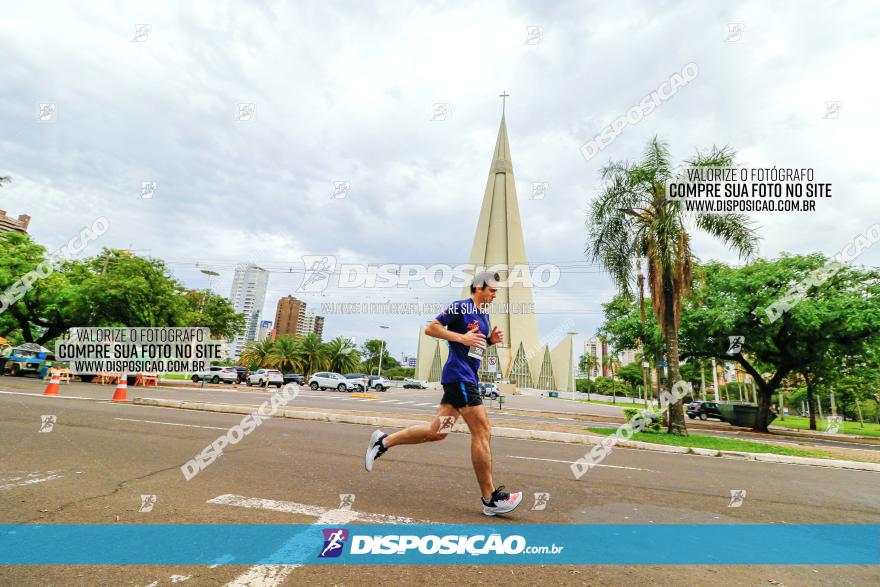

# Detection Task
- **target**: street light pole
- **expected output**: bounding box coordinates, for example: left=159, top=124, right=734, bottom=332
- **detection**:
left=567, top=332, right=577, bottom=401
left=377, top=325, right=389, bottom=377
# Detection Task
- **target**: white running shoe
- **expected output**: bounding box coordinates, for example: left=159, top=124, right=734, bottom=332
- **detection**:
left=364, top=429, right=388, bottom=472
left=481, top=485, right=523, bottom=516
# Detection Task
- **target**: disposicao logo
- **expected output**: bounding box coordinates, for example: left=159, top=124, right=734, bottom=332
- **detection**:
left=319, top=528, right=349, bottom=558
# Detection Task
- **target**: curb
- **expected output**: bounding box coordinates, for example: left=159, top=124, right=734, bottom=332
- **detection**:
left=131, top=397, right=880, bottom=473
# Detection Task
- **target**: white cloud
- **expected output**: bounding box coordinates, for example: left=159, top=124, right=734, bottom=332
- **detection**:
left=2, top=0, right=877, bottom=357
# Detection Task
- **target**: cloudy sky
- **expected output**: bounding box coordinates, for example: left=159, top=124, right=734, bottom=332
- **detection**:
left=3, top=0, right=878, bottom=360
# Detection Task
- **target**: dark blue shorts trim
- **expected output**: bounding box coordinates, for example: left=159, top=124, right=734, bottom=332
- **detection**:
left=440, top=382, right=483, bottom=408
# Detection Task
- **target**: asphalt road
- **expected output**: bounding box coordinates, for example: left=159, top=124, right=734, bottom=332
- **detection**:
left=2, top=377, right=876, bottom=453
left=1, top=388, right=878, bottom=586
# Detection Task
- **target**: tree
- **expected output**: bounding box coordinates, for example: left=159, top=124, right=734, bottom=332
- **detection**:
left=0, top=237, right=246, bottom=346
left=180, top=290, right=245, bottom=340
left=298, top=333, right=329, bottom=379
left=240, top=339, right=276, bottom=371
left=587, top=137, right=760, bottom=434
left=266, top=335, right=303, bottom=373
left=361, top=339, right=396, bottom=373
left=326, top=336, right=361, bottom=374
left=678, top=255, right=880, bottom=431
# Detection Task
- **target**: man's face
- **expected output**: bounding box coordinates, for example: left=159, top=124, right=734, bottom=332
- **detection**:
left=476, top=286, right=497, bottom=305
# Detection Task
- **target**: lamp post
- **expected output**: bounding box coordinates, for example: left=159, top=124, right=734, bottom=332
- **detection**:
left=377, top=325, right=389, bottom=377
left=198, top=270, right=220, bottom=314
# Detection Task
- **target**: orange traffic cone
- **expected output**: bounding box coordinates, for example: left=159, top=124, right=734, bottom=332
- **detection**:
left=112, top=373, right=128, bottom=402
left=42, top=368, right=61, bottom=396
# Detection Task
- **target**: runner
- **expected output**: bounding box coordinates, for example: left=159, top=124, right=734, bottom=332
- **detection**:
left=364, top=270, right=523, bottom=516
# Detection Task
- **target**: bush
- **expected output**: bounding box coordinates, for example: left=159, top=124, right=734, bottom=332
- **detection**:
left=623, top=407, right=661, bottom=433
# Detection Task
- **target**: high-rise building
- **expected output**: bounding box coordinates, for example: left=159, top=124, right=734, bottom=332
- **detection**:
left=415, top=111, right=574, bottom=392
left=228, top=263, right=269, bottom=358
left=0, top=210, right=31, bottom=234
left=616, top=348, right=638, bottom=366
left=584, top=337, right=605, bottom=379
left=297, top=311, right=325, bottom=339
left=257, top=320, right=274, bottom=341
left=274, top=295, right=306, bottom=338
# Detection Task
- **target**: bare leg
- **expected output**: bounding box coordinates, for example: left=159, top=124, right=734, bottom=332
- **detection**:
left=384, top=404, right=459, bottom=448
left=458, top=405, right=494, bottom=500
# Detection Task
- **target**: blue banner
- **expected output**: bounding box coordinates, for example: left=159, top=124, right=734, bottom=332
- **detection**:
left=1, top=524, right=877, bottom=565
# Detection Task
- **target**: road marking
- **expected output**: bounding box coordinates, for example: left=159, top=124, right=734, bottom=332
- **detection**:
left=207, top=494, right=428, bottom=524
left=395, top=401, right=415, bottom=405
left=0, top=389, right=99, bottom=401
left=416, top=403, right=435, bottom=406
left=0, top=472, right=64, bottom=491
left=114, top=417, right=227, bottom=430
left=210, top=494, right=431, bottom=586
left=508, top=455, right=656, bottom=472
left=378, top=400, right=398, bottom=403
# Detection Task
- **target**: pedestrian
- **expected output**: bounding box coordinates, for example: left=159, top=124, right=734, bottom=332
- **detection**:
left=364, top=271, right=522, bottom=516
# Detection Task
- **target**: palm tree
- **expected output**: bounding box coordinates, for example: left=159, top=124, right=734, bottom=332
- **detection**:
left=326, top=336, right=361, bottom=374
left=265, top=335, right=302, bottom=373
left=239, top=339, right=275, bottom=371
left=587, top=137, right=759, bottom=435
left=298, top=333, right=329, bottom=379
left=580, top=353, right=598, bottom=400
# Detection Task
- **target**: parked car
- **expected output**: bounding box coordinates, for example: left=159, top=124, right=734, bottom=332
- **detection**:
left=478, top=382, right=500, bottom=399
left=344, top=373, right=369, bottom=391
left=310, top=372, right=358, bottom=392
left=284, top=373, right=305, bottom=385
left=687, top=401, right=726, bottom=421
left=403, top=379, right=428, bottom=389
left=247, top=369, right=284, bottom=388
left=231, top=366, right=250, bottom=383
left=368, top=375, right=390, bottom=392
left=192, top=366, right=237, bottom=384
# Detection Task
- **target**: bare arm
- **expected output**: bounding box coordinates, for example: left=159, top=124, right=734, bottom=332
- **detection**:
left=425, top=320, right=485, bottom=347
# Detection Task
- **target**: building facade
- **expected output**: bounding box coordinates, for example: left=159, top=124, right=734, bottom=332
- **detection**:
left=274, top=295, right=306, bottom=338
left=0, top=210, right=31, bottom=234
left=228, top=264, right=269, bottom=358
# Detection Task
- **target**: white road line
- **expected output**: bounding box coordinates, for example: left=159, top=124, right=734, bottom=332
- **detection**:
left=378, top=400, right=398, bottom=403
left=395, top=401, right=415, bottom=405
left=114, top=417, right=227, bottom=430
left=416, top=403, right=435, bottom=407
left=211, top=494, right=430, bottom=586
left=0, top=389, right=100, bottom=401
left=508, top=455, right=656, bottom=472
left=0, top=472, right=64, bottom=491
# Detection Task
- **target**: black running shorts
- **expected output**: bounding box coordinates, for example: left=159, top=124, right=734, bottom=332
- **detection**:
left=440, top=382, right=483, bottom=409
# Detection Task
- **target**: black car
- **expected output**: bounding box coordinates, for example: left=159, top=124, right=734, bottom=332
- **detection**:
left=687, top=401, right=725, bottom=421
left=231, top=366, right=250, bottom=383
left=284, top=373, right=305, bottom=385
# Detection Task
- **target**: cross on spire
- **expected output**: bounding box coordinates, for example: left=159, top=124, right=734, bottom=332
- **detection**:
left=499, top=91, right=509, bottom=116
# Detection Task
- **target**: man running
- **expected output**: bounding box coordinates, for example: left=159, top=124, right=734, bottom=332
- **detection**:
left=364, top=270, right=523, bottom=516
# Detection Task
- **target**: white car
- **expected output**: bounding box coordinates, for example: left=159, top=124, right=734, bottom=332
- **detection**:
left=246, top=369, right=284, bottom=388
left=369, top=375, right=391, bottom=391
left=192, top=366, right=237, bottom=384
left=309, top=372, right=358, bottom=392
